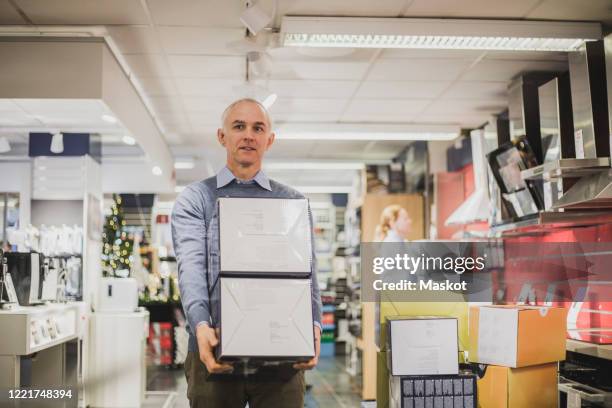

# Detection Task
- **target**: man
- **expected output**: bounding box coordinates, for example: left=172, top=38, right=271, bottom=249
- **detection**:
left=171, top=98, right=322, bottom=408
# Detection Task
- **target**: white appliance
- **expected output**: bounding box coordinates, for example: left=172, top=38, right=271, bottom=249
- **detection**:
left=218, top=277, right=314, bottom=361
left=88, top=309, right=149, bottom=408
left=386, top=316, right=459, bottom=376
left=218, top=198, right=312, bottom=275
left=95, top=277, right=138, bottom=312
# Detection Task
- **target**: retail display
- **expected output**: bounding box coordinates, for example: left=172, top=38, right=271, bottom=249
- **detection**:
left=7, top=225, right=83, bottom=256
left=389, top=373, right=477, bottom=408
left=476, top=363, right=558, bottom=408
left=469, top=305, right=567, bottom=367
left=218, top=277, right=315, bottom=361
left=95, top=277, right=138, bottom=312
left=218, top=197, right=312, bottom=275
left=386, top=316, right=459, bottom=376
left=101, top=194, right=134, bottom=276
left=487, top=136, right=543, bottom=220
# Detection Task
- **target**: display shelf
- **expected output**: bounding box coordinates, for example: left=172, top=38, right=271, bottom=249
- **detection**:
left=566, top=339, right=612, bottom=361
left=521, top=158, right=610, bottom=181
left=490, top=211, right=612, bottom=236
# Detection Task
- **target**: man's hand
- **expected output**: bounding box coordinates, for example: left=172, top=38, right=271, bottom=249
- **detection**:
left=196, top=323, right=234, bottom=374
left=293, top=325, right=321, bottom=370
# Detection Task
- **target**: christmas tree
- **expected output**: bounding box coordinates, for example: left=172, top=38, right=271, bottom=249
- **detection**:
left=101, top=194, right=134, bottom=277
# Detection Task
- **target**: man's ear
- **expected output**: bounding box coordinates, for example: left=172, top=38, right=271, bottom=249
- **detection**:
left=217, top=128, right=225, bottom=146
left=266, top=132, right=275, bottom=150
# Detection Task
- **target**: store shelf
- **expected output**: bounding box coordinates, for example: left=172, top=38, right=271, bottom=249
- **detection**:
left=490, top=211, right=612, bottom=236
left=521, top=158, right=611, bottom=181
left=567, top=339, right=612, bottom=361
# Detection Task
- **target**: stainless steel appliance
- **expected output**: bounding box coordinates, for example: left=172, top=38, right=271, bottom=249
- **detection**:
left=4, top=252, right=44, bottom=306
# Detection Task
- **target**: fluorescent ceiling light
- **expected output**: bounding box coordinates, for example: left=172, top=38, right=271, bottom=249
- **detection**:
left=261, top=93, right=278, bottom=109
left=240, top=2, right=273, bottom=35
left=0, top=137, right=11, bottom=153
left=122, top=135, right=136, bottom=145
left=174, top=160, right=195, bottom=170
left=264, top=161, right=366, bottom=170
left=152, top=166, right=162, bottom=176
left=274, top=123, right=458, bottom=141
left=281, top=17, right=601, bottom=51
left=50, top=132, right=64, bottom=153
left=101, top=114, right=118, bottom=124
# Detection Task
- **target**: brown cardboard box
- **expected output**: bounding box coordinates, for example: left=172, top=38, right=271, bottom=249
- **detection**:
left=477, top=363, right=558, bottom=408
left=469, top=305, right=567, bottom=367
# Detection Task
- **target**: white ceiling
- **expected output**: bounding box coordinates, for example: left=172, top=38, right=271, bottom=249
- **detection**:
left=1, top=0, right=611, bottom=188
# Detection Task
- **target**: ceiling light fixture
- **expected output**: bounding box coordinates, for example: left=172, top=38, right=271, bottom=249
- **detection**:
left=122, top=135, right=136, bottom=145
left=0, top=137, right=11, bottom=153
left=152, top=166, right=163, bottom=176
left=240, top=2, right=273, bottom=35
left=281, top=17, right=601, bottom=51
left=50, top=132, right=64, bottom=154
left=101, top=114, right=118, bottom=124
left=174, top=160, right=195, bottom=170
left=261, top=93, right=278, bottom=109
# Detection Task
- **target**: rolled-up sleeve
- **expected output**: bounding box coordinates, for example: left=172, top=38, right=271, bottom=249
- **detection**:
left=171, top=186, right=210, bottom=331
left=308, top=205, right=323, bottom=330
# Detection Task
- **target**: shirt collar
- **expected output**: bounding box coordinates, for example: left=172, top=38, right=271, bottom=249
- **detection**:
left=216, top=166, right=272, bottom=191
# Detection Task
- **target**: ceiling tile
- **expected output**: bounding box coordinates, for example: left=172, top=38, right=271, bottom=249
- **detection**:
left=462, top=59, right=568, bottom=81
left=441, top=81, right=508, bottom=100
left=526, top=0, right=612, bottom=24
left=107, top=27, right=163, bottom=55
left=124, top=54, right=173, bottom=78
left=279, top=0, right=408, bottom=17
left=0, top=0, right=26, bottom=23
left=273, top=112, right=343, bottom=123
left=15, top=0, right=148, bottom=24
left=175, top=78, right=245, bottom=97
left=368, top=59, right=472, bottom=81
left=344, top=99, right=431, bottom=116
left=158, top=26, right=244, bottom=55
left=268, top=61, right=370, bottom=80
left=182, top=97, right=232, bottom=114
left=424, top=99, right=507, bottom=115
left=403, top=0, right=541, bottom=18
left=416, top=113, right=488, bottom=127
left=148, top=96, right=185, bottom=115
left=137, top=77, right=179, bottom=97
left=146, top=0, right=245, bottom=28
left=263, top=80, right=359, bottom=98
left=167, top=55, right=244, bottom=79
left=482, top=50, right=568, bottom=62
left=270, top=98, right=346, bottom=114
left=355, top=80, right=451, bottom=99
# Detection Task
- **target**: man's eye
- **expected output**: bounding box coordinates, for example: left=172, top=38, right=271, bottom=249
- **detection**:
left=255, top=126, right=263, bottom=132
left=234, top=124, right=245, bottom=130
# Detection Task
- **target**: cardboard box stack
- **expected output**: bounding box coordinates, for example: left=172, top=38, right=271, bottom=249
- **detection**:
left=216, top=198, right=315, bottom=362
left=377, top=301, right=470, bottom=407
left=386, top=316, right=477, bottom=408
left=468, top=305, right=568, bottom=408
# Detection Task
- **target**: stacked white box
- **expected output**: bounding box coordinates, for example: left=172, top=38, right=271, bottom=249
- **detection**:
left=217, top=198, right=315, bottom=361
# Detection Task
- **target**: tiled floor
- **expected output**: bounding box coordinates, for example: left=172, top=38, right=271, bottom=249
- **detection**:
left=146, top=356, right=363, bottom=408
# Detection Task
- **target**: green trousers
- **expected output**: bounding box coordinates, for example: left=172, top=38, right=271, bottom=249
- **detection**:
left=184, top=352, right=306, bottom=408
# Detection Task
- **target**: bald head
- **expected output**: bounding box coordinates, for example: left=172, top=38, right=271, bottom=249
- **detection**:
left=221, top=98, right=273, bottom=131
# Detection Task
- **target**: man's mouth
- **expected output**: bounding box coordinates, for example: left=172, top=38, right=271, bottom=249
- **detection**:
left=239, top=146, right=256, bottom=151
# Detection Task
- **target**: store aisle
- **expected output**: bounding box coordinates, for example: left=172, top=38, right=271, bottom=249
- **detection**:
left=146, top=356, right=362, bottom=408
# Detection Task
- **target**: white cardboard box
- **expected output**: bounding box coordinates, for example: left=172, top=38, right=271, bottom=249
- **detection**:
left=218, top=197, right=312, bottom=275
left=218, top=277, right=315, bottom=360
left=387, top=316, right=459, bottom=376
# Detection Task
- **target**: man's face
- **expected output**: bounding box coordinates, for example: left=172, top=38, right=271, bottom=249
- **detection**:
left=217, top=101, right=274, bottom=168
